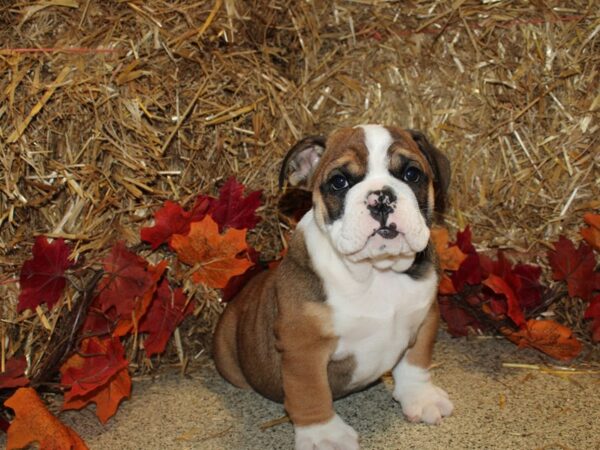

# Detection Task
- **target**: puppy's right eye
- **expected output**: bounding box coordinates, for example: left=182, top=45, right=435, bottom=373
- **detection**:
left=329, top=174, right=349, bottom=191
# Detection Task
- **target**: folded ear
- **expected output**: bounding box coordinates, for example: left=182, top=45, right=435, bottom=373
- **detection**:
left=278, top=136, right=326, bottom=190
left=408, top=130, right=451, bottom=216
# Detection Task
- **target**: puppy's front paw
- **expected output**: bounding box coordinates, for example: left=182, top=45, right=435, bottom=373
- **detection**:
left=294, top=414, right=359, bottom=450
left=393, top=382, right=453, bottom=425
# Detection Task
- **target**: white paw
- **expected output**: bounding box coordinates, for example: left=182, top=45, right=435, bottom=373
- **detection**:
left=393, top=382, right=454, bottom=425
left=294, top=414, right=359, bottom=450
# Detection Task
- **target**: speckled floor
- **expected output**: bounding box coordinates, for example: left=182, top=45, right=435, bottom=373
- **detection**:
left=29, top=334, right=600, bottom=449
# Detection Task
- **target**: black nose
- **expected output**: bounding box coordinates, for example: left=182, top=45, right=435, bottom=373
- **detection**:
left=367, top=188, right=396, bottom=224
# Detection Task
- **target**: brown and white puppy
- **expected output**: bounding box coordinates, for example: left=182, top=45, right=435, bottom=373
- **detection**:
left=213, top=124, right=453, bottom=450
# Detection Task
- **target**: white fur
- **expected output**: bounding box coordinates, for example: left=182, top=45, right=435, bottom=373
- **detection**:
left=392, top=358, right=454, bottom=424
left=299, top=211, right=437, bottom=388
left=321, top=125, right=430, bottom=265
left=294, top=414, right=359, bottom=450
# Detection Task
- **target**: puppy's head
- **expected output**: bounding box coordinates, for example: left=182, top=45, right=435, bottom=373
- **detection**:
left=281, top=125, right=450, bottom=268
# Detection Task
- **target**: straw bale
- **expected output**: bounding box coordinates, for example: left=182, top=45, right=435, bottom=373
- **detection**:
left=0, top=1, right=598, bottom=378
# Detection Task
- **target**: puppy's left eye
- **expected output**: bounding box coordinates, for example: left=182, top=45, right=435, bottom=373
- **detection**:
left=403, top=166, right=422, bottom=183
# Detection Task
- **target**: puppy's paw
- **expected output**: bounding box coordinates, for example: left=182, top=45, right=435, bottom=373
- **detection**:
left=294, top=414, right=359, bottom=450
left=393, top=382, right=454, bottom=425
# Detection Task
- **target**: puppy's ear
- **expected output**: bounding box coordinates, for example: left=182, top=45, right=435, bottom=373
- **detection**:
left=409, top=130, right=451, bottom=216
left=279, top=136, right=326, bottom=190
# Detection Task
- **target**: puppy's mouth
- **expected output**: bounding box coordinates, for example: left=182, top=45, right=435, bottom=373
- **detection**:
left=372, top=223, right=400, bottom=240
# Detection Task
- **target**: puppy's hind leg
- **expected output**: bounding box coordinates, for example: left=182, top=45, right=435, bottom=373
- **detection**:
left=213, top=303, right=251, bottom=390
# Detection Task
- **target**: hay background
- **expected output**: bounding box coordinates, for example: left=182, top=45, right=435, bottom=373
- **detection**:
left=0, top=0, right=599, bottom=376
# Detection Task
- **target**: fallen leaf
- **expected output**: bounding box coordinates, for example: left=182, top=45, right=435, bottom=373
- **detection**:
left=438, top=273, right=457, bottom=295
left=18, top=236, right=74, bottom=312
left=512, top=263, right=543, bottom=310
left=430, top=227, right=467, bottom=272
left=139, top=279, right=194, bottom=356
left=62, top=368, right=131, bottom=424
left=450, top=226, right=484, bottom=291
left=504, top=319, right=582, bottom=361
left=140, top=200, right=210, bottom=249
left=5, top=387, right=88, bottom=450
left=0, top=357, right=29, bottom=389
left=221, top=247, right=265, bottom=302
left=171, top=216, right=253, bottom=288
left=60, top=337, right=129, bottom=400
left=547, top=236, right=596, bottom=301
left=207, top=176, right=262, bottom=231
left=112, top=260, right=168, bottom=337
left=483, top=274, right=526, bottom=327
left=438, top=296, right=482, bottom=337
left=584, top=295, right=600, bottom=342
left=96, top=242, right=157, bottom=316
left=581, top=212, right=600, bottom=251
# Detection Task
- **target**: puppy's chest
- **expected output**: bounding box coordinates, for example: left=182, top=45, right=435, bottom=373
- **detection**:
left=327, top=272, right=436, bottom=388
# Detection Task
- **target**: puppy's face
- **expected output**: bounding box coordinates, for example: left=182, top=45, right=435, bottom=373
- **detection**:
left=282, top=125, right=450, bottom=268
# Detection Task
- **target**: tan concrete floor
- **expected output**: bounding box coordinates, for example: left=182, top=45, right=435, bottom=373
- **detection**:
left=18, top=334, right=600, bottom=449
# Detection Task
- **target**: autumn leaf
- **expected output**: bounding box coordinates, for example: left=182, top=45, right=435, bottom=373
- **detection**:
left=483, top=274, right=526, bottom=327
left=62, top=368, right=131, bottom=424
left=430, top=227, right=467, bottom=272
left=171, top=216, right=253, bottom=288
left=60, top=337, right=129, bottom=401
left=451, top=226, right=484, bottom=291
left=112, top=260, right=168, bottom=337
left=581, top=213, right=600, bottom=251
left=0, top=357, right=29, bottom=389
left=140, top=200, right=210, bottom=249
left=139, top=279, right=194, bottom=356
left=5, top=387, right=88, bottom=450
left=207, top=176, right=262, bottom=231
left=584, top=295, right=600, bottom=342
left=96, top=242, right=158, bottom=316
left=18, top=236, right=74, bottom=312
left=547, top=236, right=596, bottom=301
left=438, top=296, right=482, bottom=336
left=221, top=247, right=265, bottom=302
left=503, top=319, right=582, bottom=361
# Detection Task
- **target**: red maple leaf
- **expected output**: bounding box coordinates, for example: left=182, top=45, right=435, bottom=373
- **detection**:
left=18, top=236, right=74, bottom=312
left=140, top=200, right=211, bottom=249
left=60, top=337, right=129, bottom=400
left=0, top=357, right=29, bottom=389
left=139, top=279, right=194, bottom=356
left=438, top=296, right=482, bottom=336
left=547, top=236, right=596, bottom=301
left=584, top=294, right=600, bottom=342
left=483, top=274, right=526, bottom=327
left=512, top=263, right=543, bottom=310
left=96, top=242, right=158, bottom=316
left=207, top=177, right=262, bottom=232
left=450, top=227, right=484, bottom=291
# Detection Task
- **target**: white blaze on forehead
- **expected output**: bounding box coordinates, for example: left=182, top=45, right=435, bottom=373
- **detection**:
left=356, top=124, right=393, bottom=175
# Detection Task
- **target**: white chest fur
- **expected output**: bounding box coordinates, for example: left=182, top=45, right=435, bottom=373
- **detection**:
left=300, top=211, right=437, bottom=389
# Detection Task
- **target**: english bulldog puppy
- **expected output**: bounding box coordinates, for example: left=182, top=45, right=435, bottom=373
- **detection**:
left=213, top=124, right=453, bottom=450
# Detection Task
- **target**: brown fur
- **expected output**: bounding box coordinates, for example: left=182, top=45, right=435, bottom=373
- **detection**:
left=213, top=230, right=358, bottom=425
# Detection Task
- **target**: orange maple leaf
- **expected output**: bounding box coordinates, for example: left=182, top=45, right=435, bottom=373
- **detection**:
left=430, top=227, right=467, bottom=272
left=581, top=213, right=600, bottom=251
left=62, top=368, right=131, bottom=424
left=171, top=216, right=253, bottom=288
left=4, top=387, right=88, bottom=450
left=503, top=319, right=582, bottom=361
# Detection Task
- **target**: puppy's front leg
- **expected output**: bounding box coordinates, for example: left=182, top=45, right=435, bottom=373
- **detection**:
left=276, top=304, right=359, bottom=450
left=392, top=301, right=454, bottom=425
